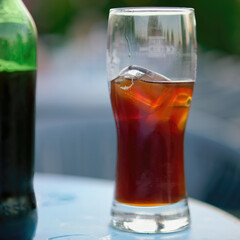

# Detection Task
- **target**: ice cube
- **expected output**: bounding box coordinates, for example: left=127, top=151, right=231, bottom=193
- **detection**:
left=173, top=93, right=192, bottom=108
left=118, top=65, right=171, bottom=82
left=113, top=66, right=172, bottom=113
left=177, top=111, right=189, bottom=131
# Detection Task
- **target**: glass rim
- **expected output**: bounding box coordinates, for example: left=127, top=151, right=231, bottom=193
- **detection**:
left=109, top=7, right=195, bottom=16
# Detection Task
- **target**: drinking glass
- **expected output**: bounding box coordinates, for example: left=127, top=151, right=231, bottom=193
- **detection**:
left=107, top=7, right=197, bottom=233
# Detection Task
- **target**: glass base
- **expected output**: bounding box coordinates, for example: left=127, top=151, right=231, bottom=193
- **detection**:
left=111, top=198, right=190, bottom=233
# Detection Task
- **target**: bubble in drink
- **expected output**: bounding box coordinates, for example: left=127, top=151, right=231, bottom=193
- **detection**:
left=111, top=66, right=194, bottom=206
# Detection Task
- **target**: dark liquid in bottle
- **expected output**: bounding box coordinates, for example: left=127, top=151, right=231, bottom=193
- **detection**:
left=111, top=77, right=194, bottom=206
left=0, top=70, right=37, bottom=240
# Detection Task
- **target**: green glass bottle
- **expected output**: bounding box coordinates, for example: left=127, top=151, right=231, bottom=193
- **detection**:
left=0, top=0, right=37, bottom=239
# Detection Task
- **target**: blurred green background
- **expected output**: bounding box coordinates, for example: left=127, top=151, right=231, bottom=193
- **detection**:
left=24, top=0, right=240, bottom=55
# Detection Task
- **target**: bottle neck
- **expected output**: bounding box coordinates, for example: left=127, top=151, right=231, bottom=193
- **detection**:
left=0, top=0, right=37, bottom=71
left=0, top=0, right=20, bottom=4
left=0, top=0, right=27, bottom=24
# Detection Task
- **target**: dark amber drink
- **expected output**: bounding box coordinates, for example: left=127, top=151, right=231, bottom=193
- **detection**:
left=111, top=77, right=194, bottom=206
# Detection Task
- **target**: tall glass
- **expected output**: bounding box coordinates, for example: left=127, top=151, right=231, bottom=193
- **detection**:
left=107, top=7, right=197, bottom=233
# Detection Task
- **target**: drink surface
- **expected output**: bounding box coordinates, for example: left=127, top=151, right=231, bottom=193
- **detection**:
left=0, top=70, right=37, bottom=239
left=111, top=76, right=194, bottom=206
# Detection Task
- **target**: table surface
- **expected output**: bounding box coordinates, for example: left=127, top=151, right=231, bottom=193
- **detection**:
left=33, top=173, right=240, bottom=240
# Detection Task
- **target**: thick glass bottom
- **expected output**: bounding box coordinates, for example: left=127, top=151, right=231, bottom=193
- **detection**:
left=111, top=198, right=190, bottom=233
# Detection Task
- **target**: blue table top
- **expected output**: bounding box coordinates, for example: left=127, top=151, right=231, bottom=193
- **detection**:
left=33, top=173, right=240, bottom=240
